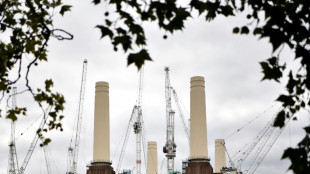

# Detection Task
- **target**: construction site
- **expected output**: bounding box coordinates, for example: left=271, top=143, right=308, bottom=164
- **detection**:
left=3, top=59, right=296, bottom=174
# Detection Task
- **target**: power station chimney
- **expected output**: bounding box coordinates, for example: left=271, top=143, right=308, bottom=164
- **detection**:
left=87, top=81, right=115, bottom=174
left=94, top=81, right=110, bottom=162
left=186, top=76, right=213, bottom=174
left=147, top=141, right=158, bottom=174
left=215, top=139, right=226, bottom=173
left=190, top=76, right=208, bottom=158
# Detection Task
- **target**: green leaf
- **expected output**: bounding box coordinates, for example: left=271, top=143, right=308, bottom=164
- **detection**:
left=259, top=58, right=284, bottom=82
left=286, top=71, right=298, bottom=94
left=93, top=0, right=101, bottom=5
left=6, top=110, right=17, bottom=122
left=261, top=27, right=285, bottom=52
left=114, top=35, right=132, bottom=52
left=240, top=26, right=249, bottom=34
left=135, top=34, right=146, bottom=46
left=43, top=138, right=51, bottom=145
left=304, top=126, right=310, bottom=134
left=60, top=5, right=72, bottom=16
left=129, top=24, right=144, bottom=34
left=219, top=5, right=234, bottom=17
left=45, top=79, right=53, bottom=92
left=277, top=94, right=295, bottom=107
left=96, top=25, right=114, bottom=39
left=233, top=27, right=239, bottom=34
left=190, top=0, right=206, bottom=15
left=253, top=28, right=262, bottom=35
left=105, top=19, right=112, bottom=26
left=273, top=110, right=286, bottom=127
left=127, top=49, right=152, bottom=69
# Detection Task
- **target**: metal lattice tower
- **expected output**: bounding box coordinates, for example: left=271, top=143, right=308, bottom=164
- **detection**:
left=116, top=67, right=146, bottom=174
left=8, top=87, right=19, bottom=174
left=172, top=89, right=190, bottom=146
left=133, top=67, right=144, bottom=174
left=67, top=59, right=88, bottom=174
left=163, top=67, right=176, bottom=174
left=18, top=105, right=52, bottom=174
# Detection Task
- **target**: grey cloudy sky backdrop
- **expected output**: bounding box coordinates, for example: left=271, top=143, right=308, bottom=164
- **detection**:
left=1, top=0, right=309, bottom=174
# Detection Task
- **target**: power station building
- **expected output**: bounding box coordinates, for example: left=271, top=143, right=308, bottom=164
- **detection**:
left=87, top=76, right=226, bottom=174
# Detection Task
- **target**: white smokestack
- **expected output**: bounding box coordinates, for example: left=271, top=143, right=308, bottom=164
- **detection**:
left=215, top=139, right=226, bottom=173
left=147, top=141, right=158, bottom=174
left=93, top=81, right=110, bottom=162
left=190, top=76, right=208, bottom=159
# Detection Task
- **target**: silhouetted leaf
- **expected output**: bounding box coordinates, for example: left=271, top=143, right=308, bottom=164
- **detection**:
left=233, top=27, right=239, bottom=34
left=260, top=60, right=283, bottom=82
left=127, top=49, right=152, bottom=69
left=60, top=5, right=72, bottom=16
left=114, top=35, right=132, bottom=52
left=253, top=27, right=262, bottom=35
left=43, top=138, right=51, bottom=145
left=273, top=110, right=286, bottom=127
left=220, top=5, right=234, bottom=16
left=240, top=26, right=249, bottom=34
left=277, top=94, right=295, bottom=107
left=96, top=25, right=114, bottom=39
left=93, top=0, right=101, bottom=5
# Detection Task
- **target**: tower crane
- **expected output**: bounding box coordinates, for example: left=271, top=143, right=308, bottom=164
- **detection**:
left=234, top=115, right=276, bottom=172
left=133, top=67, right=146, bottom=174
left=163, top=67, right=176, bottom=174
left=246, top=119, right=289, bottom=174
left=43, top=146, right=51, bottom=174
left=67, top=59, right=88, bottom=174
left=10, top=91, right=55, bottom=173
left=8, top=87, right=19, bottom=174
left=117, top=67, right=146, bottom=174
left=18, top=105, right=52, bottom=174
left=172, top=89, right=190, bottom=145
left=116, top=107, right=137, bottom=173
left=221, top=109, right=290, bottom=174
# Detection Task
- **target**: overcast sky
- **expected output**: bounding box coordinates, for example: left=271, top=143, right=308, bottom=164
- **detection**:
left=1, top=1, right=309, bottom=174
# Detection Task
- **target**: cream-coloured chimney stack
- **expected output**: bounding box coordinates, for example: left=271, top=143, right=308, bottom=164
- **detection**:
left=215, top=139, right=226, bottom=173
left=147, top=141, right=158, bottom=174
left=93, top=81, right=110, bottom=162
left=190, top=76, right=208, bottom=159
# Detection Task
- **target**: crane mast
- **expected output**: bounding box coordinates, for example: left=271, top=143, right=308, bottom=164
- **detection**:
left=8, top=87, right=19, bottom=174
left=116, top=107, right=137, bottom=173
left=133, top=67, right=144, bottom=174
left=163, top=67, right=176, bottom=174
left=67, top=59, right=88, bottom=174
left=43, top=146, right=51, bottom=174
left=116, top=67, right=146, bottom=174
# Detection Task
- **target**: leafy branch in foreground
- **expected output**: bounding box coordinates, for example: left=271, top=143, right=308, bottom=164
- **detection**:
left=94, top=0, right=310, bottom=172
left=0, top=0, right=72, bottom=144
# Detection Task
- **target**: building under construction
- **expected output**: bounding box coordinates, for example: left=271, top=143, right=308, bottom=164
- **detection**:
left=86, top=71, right=216, bottom=174
left=84, top=67, right=288, bottom=174
left=6, top=64, right=288, bottom=174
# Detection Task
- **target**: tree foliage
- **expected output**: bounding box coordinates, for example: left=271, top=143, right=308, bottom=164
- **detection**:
left=1, top=0, right=310, bottom=172
left=0, top=0, right=72, bottom=145
left=93, top=0, right=310, bottom=172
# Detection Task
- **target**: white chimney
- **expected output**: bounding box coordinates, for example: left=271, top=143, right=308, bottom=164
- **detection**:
left=190, top=76, right=208, bottom=159
left=215, top=139, right=226, bottom=173
left=147, top=141, right=158, bottom=174
left=93, top=81, right=110, bottom=162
